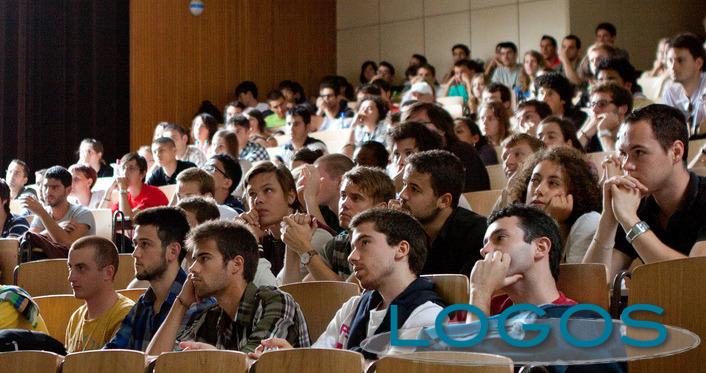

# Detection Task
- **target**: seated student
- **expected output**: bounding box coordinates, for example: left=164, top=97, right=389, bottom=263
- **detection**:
left=596, top=57, right=652, bottom=110
left=478, top=100, right=512, bottom=146
left=146, top=220, right=310, bottom=354
left=160, top=123, right=208, bottom=167
left=177, top=197, right=277, bottom=288
left=353, top=141, right=388, bottom=169
left=202, top=154, right=244, bottom=212
left=506, top=147, right=601, bottom=263
left=137, top=146, right=155, bottom=172
left=344, top=96, right=389, bottom=158
left=482, top=82, right=513, bottom=112
left=208, top=129, right=240, bottom=160
left=296, top=154, right=355, bottom=235
left=225, top=115, right=270, bottom=163
left=317, top=81, right=354, bottom=131
left=454, top=117, right=498, bottom=166
left=78, top=138, right=113, bottom=178
left=252, top=208, right=446, bottom=359
left=402, top=102, right=490, bottom=192
left=576, top=82, right=633, bottom=152
left=20, top=166, right=96, bottom=260
left=264, top=90, right=289, bottom=130
left=468, top=205, right=623, bottom=372
left=237, top=161, right=332, bottom=277
left=242, top=109, right=275, bottom=148
left=387, top=121, right=443, bottom=190
left=537, top=116, right=584, bottom=151
left=291, top=148, right=324, bottom=170
left=6, top=159, right=37, bottom=200
left=501, top=133, right=545, bottom=180
left=0, top=285, right=48, bottom=332
left=66, top=237, right=134, bottom=352
left=441, top=59, right=481, bottom=103
left=191, top=113, right=219, bottom=156
left=68, top=164, right=105, bottom=209
left=535, top=73, right=590, bottom=148
left=514, top=99, right=552, bottom=137
left=104, top=207, right=191, bottom=351
left=280, top=106, right=328, bottom=167
left=391, top=150, right=487, bottom=275
left=146, top=137, right=197, bottom=187
left=286, top=166, right=395, bottom=282
left=0, top=179, right=29, bottom=238
left=176, top=168, right=239, bottom=219
left=110, top=152, right=169, bottom=220
left=235, top=80, right=270, bottom=113
left=584, top=104, right=706, bottom=280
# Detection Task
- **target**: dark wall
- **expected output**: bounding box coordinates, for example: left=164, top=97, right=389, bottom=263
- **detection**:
left=0, top=1, right=129, bottom=181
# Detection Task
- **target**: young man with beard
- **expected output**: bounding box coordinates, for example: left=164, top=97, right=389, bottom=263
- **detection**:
left=146, top=220, right=309, bottom=354
left=280, top=166, right=396, bottom=283
left=104, top=207, right=190, bottom=351
left=390, top=150, right=487, bottom=275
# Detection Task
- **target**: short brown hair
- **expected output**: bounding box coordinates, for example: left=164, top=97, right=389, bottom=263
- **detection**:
left=177, top=196, right=221, bottom=224
left=70, top=236, right=120, bottom=280
left=245, top=161, right=302, bottom=211
left=501, top=133, right=544, bottom=152
left=186, top=220, right=259, bottom=283
left=315, top=154, right=354, bottom=179
left=624, top=104, right=689, bottom=164
left=176, top=168, right=215, bottom=196
left=342, top=166, right=396, bottom=204
left=591, top=82, right=633, bottom=113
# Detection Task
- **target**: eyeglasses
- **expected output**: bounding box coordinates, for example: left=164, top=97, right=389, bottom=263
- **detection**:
left=590, top=99, right=614, bottom=109
left=203, top=164, right=227, bottom=177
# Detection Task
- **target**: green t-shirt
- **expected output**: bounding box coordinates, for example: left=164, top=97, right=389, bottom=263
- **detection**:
left=265, top=113, right=286, bottom=129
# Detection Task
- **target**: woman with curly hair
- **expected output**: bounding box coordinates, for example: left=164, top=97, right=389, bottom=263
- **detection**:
left=507, top=146, right=601, bottom=263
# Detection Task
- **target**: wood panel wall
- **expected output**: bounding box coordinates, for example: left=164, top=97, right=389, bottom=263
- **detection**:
left=130, top=0, right=336, bottom=150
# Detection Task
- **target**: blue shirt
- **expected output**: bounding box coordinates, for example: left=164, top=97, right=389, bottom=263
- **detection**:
left=104, top=269, right=187, bottom=351
left=2, top=214, right=29, bottom=238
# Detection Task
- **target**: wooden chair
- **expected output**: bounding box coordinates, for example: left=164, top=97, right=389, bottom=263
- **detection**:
left=158, top=184, right=178, bottom=205
left=443, top=104, right=464, bottom=119
left=152, top=350, right=248, bottom=373
left=115, top=253, right=136, bottom=289
left=90, top=208, right=113, bottom=240
left=92, top=177, right=115, bottom=191
left=421, top=274, right=469, bottom=305
left=463, top=189, right=502, bottom=217
left=14, top=259, right=73, bottom=296
left=556, top=263, right=609, bottom=311
left=485, top=164, right=507, bottom=190
left=0, top=350, right=63, bottom=373
left=626, top=257, right=706, bottom=372
left=0, top=238, right=19, bottom=285
left=117, top=287, right=146, bottom=302
left=62, top=349, right=146, bottom=373
left=33, top=294, right=84, bottom=344
left=688, top=138, right=706, bottom=164
left=436, top=96, right=464, bottom=107
left=310, top=128, right=353, bottom=154
left=372, top=351, right=513, bottom=372
left=279, top=281, right=360, bottom=342
left=255, top=348, right=364, bottom=373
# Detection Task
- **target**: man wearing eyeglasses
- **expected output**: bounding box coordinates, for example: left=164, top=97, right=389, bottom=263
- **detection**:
left=317, top=81, right=353, bottom=131
left=202, top=154, right=243, bottom=212
left=576, top=82, right=633, bottom=152
left=109, top=152, right=168, bottom=219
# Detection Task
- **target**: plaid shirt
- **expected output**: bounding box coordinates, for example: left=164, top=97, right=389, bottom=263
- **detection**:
left=320, top=231, right=352, bottom=279
left=240, top=141, right=270, bottom=163
left=104, top=269, right=187, bottom=351
left=176, top=283, right=310, bottom=353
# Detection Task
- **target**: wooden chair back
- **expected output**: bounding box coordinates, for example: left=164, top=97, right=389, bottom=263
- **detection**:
left=373, top=351, right=513, bottom=372
left=463, top=189, right=502, bottom=216
left=485, top=164, right=507, bottom=190
left=15, top=259, right=73, bottom=296
left=0, top=238, right=19, bottom=285
left=62, top=349, right=146, bottom=373
left=436, top=96, right=464, bottom=106
left=117, top=287, right=146, bottom=302
left=152, top=350, right=248, bottom=373
left=627, top=257, right=706, bottom=372
left=556, top=263, right=609, bottom=311
left=90, top=208, right=113, bottom=240
left=158, top=184, right=178, bottom=206
left=279, top=281, right=360, bottom=342
left=688, top=138, right=706, bottom=164
left=0, top=350, right=63, bottom=373
left=114, top=254, right=136, bottom=289
left=33, top=294, right=84, bottom=344
left=421, top=274, right=469, bottom=305
left=255, top=348, right=364, bottom=373
left=310, top=128, right=353, bottom=154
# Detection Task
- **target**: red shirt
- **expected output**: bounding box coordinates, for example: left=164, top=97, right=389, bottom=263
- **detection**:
left=490, top=292, right=577, bottom=316
left=111, top=184, right=168, bottom=213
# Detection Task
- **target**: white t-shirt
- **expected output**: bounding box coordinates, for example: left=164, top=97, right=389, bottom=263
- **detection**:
left=564, top=211, right=600, bottom=263
left=217, top=204, right=238, bottom=220
left=312, top=295, right=443, bottom=354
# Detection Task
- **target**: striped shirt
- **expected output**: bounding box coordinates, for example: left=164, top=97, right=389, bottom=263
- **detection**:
left=104, top=269, right=187, bottom=351
left=176, top=283, right=310, bottom=353
left=2, top=214, right=30, bottom=239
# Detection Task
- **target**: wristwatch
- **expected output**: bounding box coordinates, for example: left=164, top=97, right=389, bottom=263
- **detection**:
left=300, top=250, right=318, bottom=265
left=626, top=221, right=650, bottom=244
